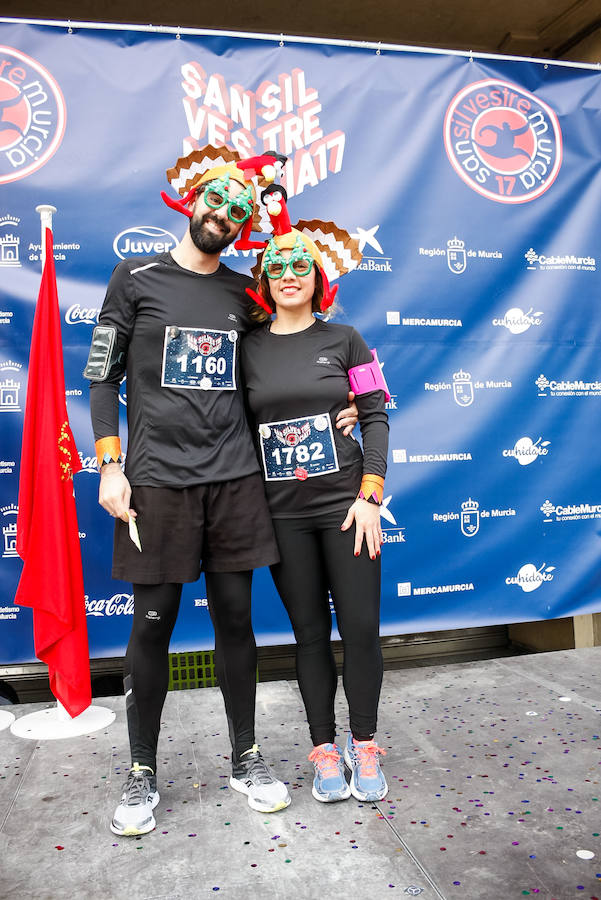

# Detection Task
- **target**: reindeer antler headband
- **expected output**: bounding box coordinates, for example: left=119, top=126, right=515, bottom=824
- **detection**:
left=246, top=182, right=362, bottom=314
left=161, top=145, right=285, bottom=251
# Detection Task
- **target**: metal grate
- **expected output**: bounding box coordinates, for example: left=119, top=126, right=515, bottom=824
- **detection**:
left=168, top=651, right=217, bottom=690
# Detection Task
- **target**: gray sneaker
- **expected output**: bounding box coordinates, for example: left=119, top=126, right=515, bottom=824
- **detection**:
left=110, top=764, right=160, bottom=836
left=229, top=745, right=291, bottom=812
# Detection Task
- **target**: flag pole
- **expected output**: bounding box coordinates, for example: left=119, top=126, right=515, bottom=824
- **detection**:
left=35, top=205, right=71, bottom=729
left=35, top=204, right=57, bottom=267
left=10, top=204, right=116, bottom=741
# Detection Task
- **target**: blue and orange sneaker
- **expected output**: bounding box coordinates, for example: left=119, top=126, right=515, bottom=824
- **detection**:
left=308, top=743, right=351, bottom=803
left=344, top=733, right=388, bottom=801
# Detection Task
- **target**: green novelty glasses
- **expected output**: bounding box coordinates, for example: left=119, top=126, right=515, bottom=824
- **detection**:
left=201, top=175, right=253, bottom=223
left=264, top=236, right=315, bottom=279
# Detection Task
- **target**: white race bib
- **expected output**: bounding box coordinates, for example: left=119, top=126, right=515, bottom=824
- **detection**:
left=161, top=326, right=238, bottom=390
left=259, top=413, right=340, bottom=481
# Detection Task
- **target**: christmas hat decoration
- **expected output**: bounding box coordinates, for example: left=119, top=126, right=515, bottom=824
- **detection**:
left=247, top=186, right=362, bottom=314
left=161, top=145, right=283, bottom=250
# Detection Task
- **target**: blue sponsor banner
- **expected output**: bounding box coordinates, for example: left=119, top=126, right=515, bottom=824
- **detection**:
left=1, top=20, right=600, bottom=663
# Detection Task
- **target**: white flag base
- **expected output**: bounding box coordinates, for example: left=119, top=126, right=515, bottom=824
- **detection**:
left=0, top=709, right=15, bottom=731
left=10, top=700, right=115, bottom=740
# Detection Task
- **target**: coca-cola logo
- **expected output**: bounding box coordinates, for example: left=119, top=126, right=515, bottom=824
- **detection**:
left=85, top=592, right=134, bottom=617
left=65, top=304, right=99, bottom=325
left=78, top=452, right=100, bottom=474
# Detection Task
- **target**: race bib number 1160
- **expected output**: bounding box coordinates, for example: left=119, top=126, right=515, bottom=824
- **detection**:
left=161, top=326, right=237, bottom=390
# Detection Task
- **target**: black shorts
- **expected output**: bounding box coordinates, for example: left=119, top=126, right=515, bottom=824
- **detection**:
left=111, top=472, right=279, bottom=584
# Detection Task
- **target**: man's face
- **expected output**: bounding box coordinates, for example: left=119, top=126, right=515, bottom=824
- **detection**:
left=189, top=178, right=248, bottom=254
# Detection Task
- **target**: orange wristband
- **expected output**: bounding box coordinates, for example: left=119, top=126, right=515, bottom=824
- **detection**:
left=357, top=474, right=384, bottom=505
left=95, top=436, right=123, bottom=469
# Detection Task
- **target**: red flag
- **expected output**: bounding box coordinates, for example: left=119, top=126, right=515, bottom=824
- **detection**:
left=15, top=228, right=91, bottom=718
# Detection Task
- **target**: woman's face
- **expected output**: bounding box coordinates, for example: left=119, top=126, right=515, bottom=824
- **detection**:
left=267, top=248, right=316, bottom=315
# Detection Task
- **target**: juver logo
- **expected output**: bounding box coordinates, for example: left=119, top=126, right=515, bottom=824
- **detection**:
left=0, top=47, right=66, bottom=184
left=113, top=226, right=178, bottom=260
left=444, top=79, right=562, bottom=203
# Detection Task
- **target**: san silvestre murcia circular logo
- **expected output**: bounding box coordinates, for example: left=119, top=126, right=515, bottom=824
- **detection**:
left=443, top=79, right=562, bottom=203
left=0, top=46, right=66, bottom=185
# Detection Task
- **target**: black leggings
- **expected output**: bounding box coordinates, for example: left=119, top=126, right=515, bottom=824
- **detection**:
left=269, top=511, right=383, bottom=746
left=124, top=571, right=255, bottom=773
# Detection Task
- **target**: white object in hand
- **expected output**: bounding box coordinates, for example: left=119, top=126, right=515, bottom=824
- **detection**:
left=128, top=516, right=142, bottom=552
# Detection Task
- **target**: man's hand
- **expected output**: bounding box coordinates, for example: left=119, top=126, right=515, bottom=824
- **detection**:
left=336, top=390, right=359, bottom=437
left=340, top=498, right=383, bottom=559
left=98, top=463, right=135, bottom=522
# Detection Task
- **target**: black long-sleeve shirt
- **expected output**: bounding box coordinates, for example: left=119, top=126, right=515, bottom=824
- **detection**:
left=241, top=319, right=388, bottom=518
left=89, top=252, right=260, bottom=486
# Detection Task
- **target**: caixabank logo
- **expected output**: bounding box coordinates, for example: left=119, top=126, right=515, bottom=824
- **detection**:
left=0, top=47, right=66, bottom=184
left=444, top=79, right=562, bottom=203
left=379, top=494, right=406, bottom=545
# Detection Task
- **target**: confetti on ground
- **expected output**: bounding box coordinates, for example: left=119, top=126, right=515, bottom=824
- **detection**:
left=4, top=653, right=601, bottom=898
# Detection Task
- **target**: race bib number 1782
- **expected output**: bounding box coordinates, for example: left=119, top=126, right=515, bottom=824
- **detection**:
left=161, top=326, right=237, bottom=390
left=259, top=413, right=340, bottom=481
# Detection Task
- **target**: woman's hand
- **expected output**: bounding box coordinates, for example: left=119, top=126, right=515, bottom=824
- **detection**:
left=335, top=390, right=359, bottom=437
left=98, top=463, right=135, bottom=522
left=340, top=498, right=383, bottom=559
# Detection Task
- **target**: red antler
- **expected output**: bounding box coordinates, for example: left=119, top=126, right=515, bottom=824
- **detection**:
left=245, top=286, right=273, bottom=314
left=319, top=268, right=339, bottom=312
left=160, top=186, right=197, bottom=218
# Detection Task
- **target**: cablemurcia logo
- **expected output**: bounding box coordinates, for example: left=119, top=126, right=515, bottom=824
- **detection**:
left=0, top=47, right=66, bottom=185
left=444, top=79, right=562, bottom=203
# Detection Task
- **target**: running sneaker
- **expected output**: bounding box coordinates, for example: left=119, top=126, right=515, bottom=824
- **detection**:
left=230, top=745, right=291, bottom=812
left=110, top=763, right=159, bottom=836
left=308, top=743, right=351, bottom=803
left=344, top=733, right=388, bottom=801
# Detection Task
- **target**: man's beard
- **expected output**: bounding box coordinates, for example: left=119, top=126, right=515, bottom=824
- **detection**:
left=189, top=212, right=237, bottom=254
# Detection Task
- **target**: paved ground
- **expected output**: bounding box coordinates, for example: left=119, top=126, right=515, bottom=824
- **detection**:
left=2, top=648, right=601, bottom=899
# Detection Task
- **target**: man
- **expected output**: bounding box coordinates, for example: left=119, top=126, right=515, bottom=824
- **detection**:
left=84, top=148, right=357, bottom=836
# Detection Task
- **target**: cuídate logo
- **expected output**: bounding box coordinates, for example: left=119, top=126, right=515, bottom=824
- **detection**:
left=0, top=47, right=66, bottom=184
left=444, top=79, right=562, bottom=204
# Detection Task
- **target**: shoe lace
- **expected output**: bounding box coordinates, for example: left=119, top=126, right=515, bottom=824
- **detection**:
left=308, top=744, right=342, bottom=779
left=353, top=741, right=386, bottom=778
left=123, top=764, right=153, bottom=805
left=240, top=744, right=275, bottom=784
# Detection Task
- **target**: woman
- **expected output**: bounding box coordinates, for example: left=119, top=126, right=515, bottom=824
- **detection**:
left=241, top=220, right=389, bottom=803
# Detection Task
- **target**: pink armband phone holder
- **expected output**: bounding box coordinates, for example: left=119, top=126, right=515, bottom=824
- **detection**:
left=348, top=349, right=390, bottom=401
